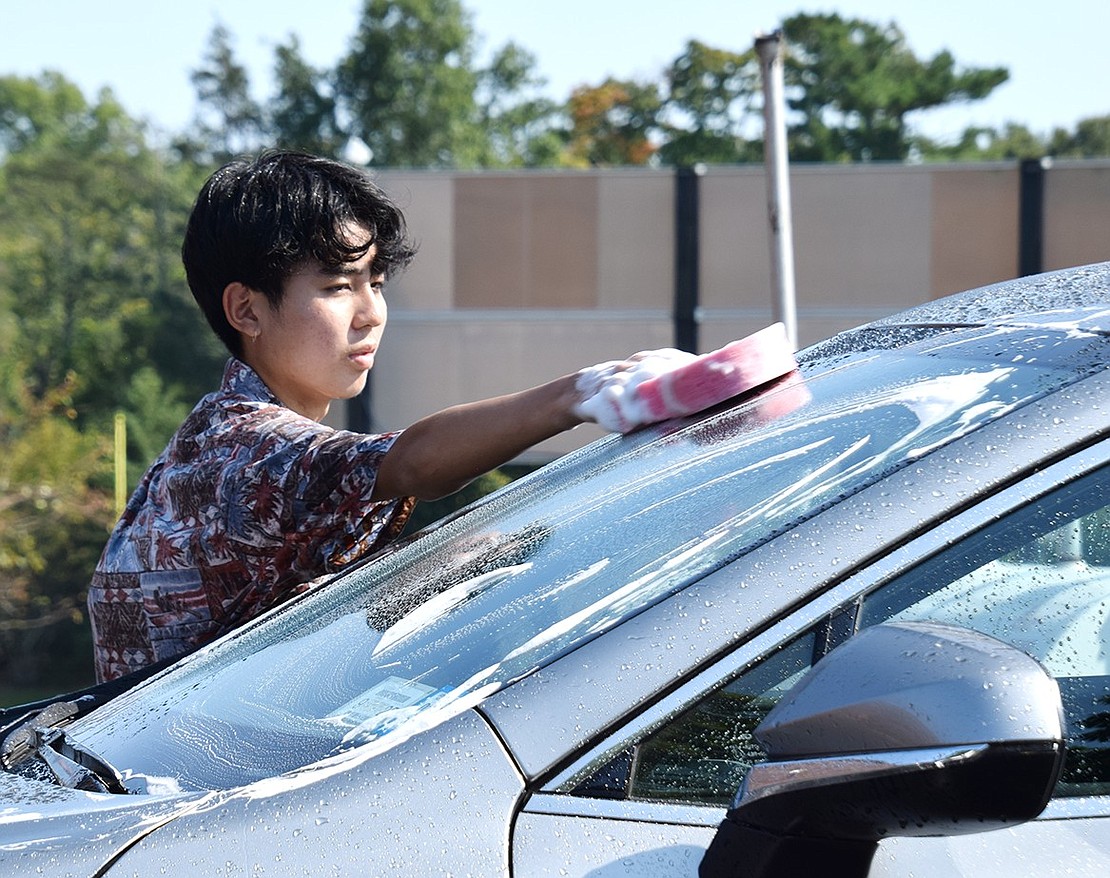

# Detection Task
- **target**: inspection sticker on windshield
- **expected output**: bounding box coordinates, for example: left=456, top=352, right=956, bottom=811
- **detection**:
left=327, top=677, right=440, bottom=726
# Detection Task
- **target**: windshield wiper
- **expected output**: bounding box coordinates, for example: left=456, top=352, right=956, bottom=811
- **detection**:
left=1, top=700, right=129, bottom=794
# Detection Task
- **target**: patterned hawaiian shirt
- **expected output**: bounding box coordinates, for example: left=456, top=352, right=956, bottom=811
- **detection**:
left=88, top=359, right=414, bottom=682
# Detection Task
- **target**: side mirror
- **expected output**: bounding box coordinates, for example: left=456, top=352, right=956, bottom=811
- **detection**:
left=700, top=621, right=1065, bottom=878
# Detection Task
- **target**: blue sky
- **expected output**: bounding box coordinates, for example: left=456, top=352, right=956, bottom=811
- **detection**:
left=4, top=0, right=1107, bottom=145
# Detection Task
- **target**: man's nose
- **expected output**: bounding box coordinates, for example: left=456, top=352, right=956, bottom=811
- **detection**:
left=356, top=286, right=386, bottom=326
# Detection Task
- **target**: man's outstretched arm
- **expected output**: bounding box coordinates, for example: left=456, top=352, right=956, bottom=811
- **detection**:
left=371, top=373, right=584, bottom=502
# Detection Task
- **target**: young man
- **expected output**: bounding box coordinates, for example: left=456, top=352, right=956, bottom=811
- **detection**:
left=88, top=150, right=668, bottom=682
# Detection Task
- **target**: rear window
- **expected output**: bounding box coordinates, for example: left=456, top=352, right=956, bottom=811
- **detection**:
left=77, top=325, right=1110, bottom=791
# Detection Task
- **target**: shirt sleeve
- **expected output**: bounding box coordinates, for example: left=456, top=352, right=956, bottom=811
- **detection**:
left=286, top=427, right=416, bottom=571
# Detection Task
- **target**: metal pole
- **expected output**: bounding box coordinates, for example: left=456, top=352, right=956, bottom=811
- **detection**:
left=675, top=164, right=704, bottom=353
left=755, top=30, right=798, bottom=350
left=1019, top=157, right=1051, bottom=277
left=113, top=412, right=127, bottom=518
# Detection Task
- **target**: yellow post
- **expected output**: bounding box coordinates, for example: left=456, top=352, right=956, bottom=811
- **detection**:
left=114, top=412, right=127, bottom=518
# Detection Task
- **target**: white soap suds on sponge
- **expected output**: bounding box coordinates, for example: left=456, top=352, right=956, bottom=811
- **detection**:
left=574, top=323, right=797, bottom=434
left=573, top=348, right=698, bottom=434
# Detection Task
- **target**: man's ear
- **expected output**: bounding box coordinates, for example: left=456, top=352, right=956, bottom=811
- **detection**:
left=223, top=282, right=264, bottom=340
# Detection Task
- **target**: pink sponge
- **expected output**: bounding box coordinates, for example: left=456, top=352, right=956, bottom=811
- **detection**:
left=634, top=323, right=797, bottom=421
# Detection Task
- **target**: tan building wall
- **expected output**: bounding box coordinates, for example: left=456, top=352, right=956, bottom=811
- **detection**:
left=1044, top=161, right=1110, bottom=271
left=368, top=161, right=1110, bottom=460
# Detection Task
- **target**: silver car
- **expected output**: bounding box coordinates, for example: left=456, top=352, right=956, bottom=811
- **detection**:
left=4, top=263, right=1110, bottom=877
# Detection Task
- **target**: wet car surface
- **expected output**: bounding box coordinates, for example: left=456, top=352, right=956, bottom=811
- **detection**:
left=4, top=263, right=1110, bottom=876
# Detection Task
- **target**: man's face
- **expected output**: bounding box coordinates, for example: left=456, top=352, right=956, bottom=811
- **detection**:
left=246, top=230, right=387, bottom=421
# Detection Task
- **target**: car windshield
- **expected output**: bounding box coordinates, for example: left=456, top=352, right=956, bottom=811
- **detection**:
left=75, top=324, right=1109, bottom=791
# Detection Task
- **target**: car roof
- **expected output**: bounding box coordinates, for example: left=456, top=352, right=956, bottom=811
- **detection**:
left=868, top=260, right=1110, bottom=332
left=795, top=261, right=1110, bottom=369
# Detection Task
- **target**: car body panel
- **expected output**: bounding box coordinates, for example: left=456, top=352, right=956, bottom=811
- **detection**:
left=3, top=709, right=522, bottom=876
left=0, top=775, right=198, bottom=876
left=870, top=818, right=1110, bottom=876
left=512, top=792, right=1110, bottom=877
left=483, top=368, right=1110, bottom=781
left=502, top=401, right=1110, bottom=876
left=513, top=808, right=714, bottom=877
left=863, top=262, right=1110, bottom=328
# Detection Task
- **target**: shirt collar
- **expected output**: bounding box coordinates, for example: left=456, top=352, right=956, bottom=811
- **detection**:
left=222, top=358, right=282, bottom=405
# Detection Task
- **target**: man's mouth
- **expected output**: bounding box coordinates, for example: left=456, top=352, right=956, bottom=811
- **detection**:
left=349, top=346, right=377, bottom=368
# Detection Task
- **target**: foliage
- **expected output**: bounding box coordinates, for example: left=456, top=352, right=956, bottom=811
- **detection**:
left=781, top=13, right=1009, bottom=162
left=658, top=40, right=763, bottom=166
left=0, top=73, right=221, bottom=689
left=121, top=367, right=192, bottom=486
left=185, top=25, right=266, bottom=163
left=564, top=78, right=663, bottom=167
left=473, top=42, right=566, bottom=168
left=0, top=374, right=112, bottom=689
left=0, top=74, right=223, bottom=419
left=920, top=123, right=1049, bottom=162
left=177, top=7, right=1110, bottom=170
left=269, top=36, right=346, bottom=158
left=0, top=71, right=89, bottom=157
left=336, top=0, right=483, bottom=168
left=331, top=0, right=566, bottom=169
left=1050, top=116, right=1110, bottom=159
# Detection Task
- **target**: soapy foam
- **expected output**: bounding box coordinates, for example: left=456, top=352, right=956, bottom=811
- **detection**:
left=573, top=349, right=697, bottom=433
left=636, top=323, right=797, bottom=420
left=574, top=324, right=797, bottom=433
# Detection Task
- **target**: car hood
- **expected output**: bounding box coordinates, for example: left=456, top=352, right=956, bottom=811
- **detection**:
left=2, top=708, right=522, bottom=876
left=0, top=771, right=202, bottom=874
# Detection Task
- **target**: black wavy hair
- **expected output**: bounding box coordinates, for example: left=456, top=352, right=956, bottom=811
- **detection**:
left=181, top=150, right=417, bottom=356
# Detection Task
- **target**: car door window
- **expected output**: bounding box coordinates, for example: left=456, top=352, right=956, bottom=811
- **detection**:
left=622, top=624, right=822, bottom=805
left=859, top=463, right=1110, bottom=798
left=569, top=617, right=838, bottom=805
left=598, top=462, right=1110, bottom=806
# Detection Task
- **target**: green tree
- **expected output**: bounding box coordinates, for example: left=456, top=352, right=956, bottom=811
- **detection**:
left=120, top=367, right=192, bottom=486
left=0, top=374, right=112, bottom=690
left=0, top=75, right=220, bottom=422
left=0, top=74, right=222, bottom=690
left=658, top=40, right=762, bottom=166
left=193, top=8, right=563, bottom=168
left=1050, top=115, right=1110, bottom=158
left=920, top=122, right=1048, bottom=162
left=1, top=77, right=151, bottom=409
left=474, top=42, right=565, bottom=168
left=337, top=0, right=484, bottom=167
left=0, top=71, right=89, bottom=157
left=268, top=35, right=346, bottom=157
left=782, top=13, right=1009, bottom=162
left=185, top=24, right=265, bottom=163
